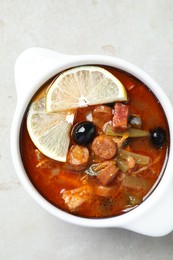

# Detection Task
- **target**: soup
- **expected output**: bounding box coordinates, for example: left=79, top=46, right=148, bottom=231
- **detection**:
left=20, top=66, right=169, bottom=218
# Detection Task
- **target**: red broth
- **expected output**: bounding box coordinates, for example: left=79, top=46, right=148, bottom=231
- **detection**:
left=20, top=66, right=169, bottom=218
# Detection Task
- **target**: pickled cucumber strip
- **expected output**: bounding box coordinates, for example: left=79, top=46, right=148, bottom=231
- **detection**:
left=105, top=124, right=150, bottom=138
left=119, top=149, right=150, bottom=165
left=116, top=157, right=129, bottom=172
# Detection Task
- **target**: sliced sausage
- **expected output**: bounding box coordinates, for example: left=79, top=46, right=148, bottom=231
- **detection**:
left=113, top=103, right=129, bottom=132
left=67, top=145, right=89, bottom=171
left=91, top=135, right=117, bottom=160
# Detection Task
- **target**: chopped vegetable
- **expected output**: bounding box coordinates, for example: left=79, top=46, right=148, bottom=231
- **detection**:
left=85, top=164, right=101, bottom=176
left=105, top=124, right=128, bottom=137
left=132, top=165, right=149, bottom=175
left=123, top=176, right=148, bottom=191
left=128, top=115, right=142, bottom=128
left=116, top=157, right=129, bottom=172
left=105, top=124, right=150, bottom=138
left=119, top=149, right=150, bottom=165
left=126, top=194, right=142, bottom=206
left=93, top=160, right=114, bottom=172
left=92, top=105, right=112, bottom=129
left=36, top=158, right=49, bottom=168
left=128, top=128, right=150, bottom=137
left=116, top=155, right=136, bottom=173
left=112, top=136, right=126, bottom=148
left=126, top=156, right=136, bottom=169
left=85, top=161, right=115, bottom=176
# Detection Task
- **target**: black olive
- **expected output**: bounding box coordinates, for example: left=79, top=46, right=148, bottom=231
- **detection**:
left=72, top=121, right=96, bottom=145
left=105, top=102, right=115, bottom=107
left=150, top=127, right=166, bottom=148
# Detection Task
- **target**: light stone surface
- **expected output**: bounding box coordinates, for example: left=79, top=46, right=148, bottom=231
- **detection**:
left=1, top=0, right=173, bottom=259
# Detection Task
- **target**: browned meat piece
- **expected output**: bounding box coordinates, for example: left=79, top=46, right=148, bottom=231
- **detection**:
left=67, top=145, right=89, bottom=170
left=91, top=135, right=117, bottom=160
left=113, top=103, right=129, bottom=132
left=62, top=185, right=93, bottom=211
left=92, top=105, right=112, bottom=129
left=97, top=162, right=119, bottom=185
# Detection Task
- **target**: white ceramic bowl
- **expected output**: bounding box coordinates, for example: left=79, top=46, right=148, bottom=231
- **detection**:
left=11, top=47, right=173, bottom=237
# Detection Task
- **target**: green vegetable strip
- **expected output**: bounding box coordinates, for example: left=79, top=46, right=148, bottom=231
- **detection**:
left=119, top=149, right=150, bottom=165
left=105, top=124, right=150, bottom=138
left=128, top=128, right=150, bottom=137
left=116, top=158, right=129, bottom=172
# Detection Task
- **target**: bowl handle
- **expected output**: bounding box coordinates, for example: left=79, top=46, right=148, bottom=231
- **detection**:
left=14, top=47, right=71, bottom=101
left=122, top=187, right=173, bottom=237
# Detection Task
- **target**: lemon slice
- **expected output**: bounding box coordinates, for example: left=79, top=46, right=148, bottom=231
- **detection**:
left=46, top=66, right=127, bottom=112
left=27, top=98, right=75, bottom=162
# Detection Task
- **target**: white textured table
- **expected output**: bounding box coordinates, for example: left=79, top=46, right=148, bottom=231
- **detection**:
left=1, top=0, right=173, bottom=259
